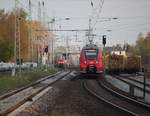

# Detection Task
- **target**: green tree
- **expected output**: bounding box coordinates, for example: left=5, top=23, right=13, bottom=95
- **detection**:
left=0, top=39, right=13, bottom=61
left=131, top=32, right=150, bottom=68
left=0, top=9, right=29, bottom=62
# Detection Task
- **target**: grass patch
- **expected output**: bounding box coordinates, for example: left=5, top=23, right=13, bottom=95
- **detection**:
left=0, top=69, right=57, bottom=95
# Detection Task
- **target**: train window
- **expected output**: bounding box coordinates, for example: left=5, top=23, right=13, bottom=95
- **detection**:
left=86, top=49, right=96, bottom=52
left=86, top=52, right=96, bottom=55
left=84, top=49, right=98, bottom=60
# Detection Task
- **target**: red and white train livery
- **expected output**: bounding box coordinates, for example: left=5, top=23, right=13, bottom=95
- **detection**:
left=80, top=44, right=103, bottom=74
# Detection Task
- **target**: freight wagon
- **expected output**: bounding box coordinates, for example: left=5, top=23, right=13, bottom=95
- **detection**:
left=104, top=54, right=141, bottom=74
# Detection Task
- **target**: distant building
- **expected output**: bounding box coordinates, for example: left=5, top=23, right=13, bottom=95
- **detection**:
left=109, top=45, right=126, bottom=56
left=111, top=51, right=126, bottom=56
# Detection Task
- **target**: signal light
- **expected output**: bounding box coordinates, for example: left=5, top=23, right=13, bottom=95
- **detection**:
left=44, top=46, right=48, bottom=53
left=102, top=35, right=106, bottom=46
left=16, top=58, right=23, bottom=65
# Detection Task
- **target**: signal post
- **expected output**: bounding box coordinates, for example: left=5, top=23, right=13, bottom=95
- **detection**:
left=102, top=35, right=106, bottom=75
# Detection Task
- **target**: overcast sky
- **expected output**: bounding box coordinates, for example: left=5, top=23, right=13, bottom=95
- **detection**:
left=0, top=0, right=150, bottom=46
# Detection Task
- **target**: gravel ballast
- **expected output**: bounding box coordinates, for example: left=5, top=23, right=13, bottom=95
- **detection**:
left=8, top=74, right=127, bottom=116
left=8, top=86, right=59, bottom=116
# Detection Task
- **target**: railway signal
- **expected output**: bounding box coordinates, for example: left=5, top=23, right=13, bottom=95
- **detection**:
left=102, top=35, right=106, bottom=46
left=44, top=46, right=48, bottom=53
left=102, top=35, right=106, bottom=75
left=16, top=58, right=23, bottom=65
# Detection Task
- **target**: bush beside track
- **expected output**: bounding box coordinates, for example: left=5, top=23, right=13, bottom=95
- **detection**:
left=0, top=69, right=57, bottom=95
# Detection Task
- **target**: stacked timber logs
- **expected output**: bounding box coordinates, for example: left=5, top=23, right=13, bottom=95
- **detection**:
left=125, top=56, right=141, bottom=73
left=108, top=55, right=123, bottom=73
left=105, top=54, right=141, bottom=74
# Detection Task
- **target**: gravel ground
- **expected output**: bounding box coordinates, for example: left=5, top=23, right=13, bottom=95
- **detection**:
left=39, top=77, right=124, bottom=116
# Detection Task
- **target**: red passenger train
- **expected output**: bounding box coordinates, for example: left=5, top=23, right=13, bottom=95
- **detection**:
left=80, top=44, right=103, bottom=74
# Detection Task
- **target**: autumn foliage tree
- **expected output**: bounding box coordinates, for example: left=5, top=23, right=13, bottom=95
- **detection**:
left=0, top=9, right=28, bottom=62
left=0, top=9, right=15, bottom=61
left=0, top=8, right=52, bottom=63
left=129, top=32, right=150, bottom=68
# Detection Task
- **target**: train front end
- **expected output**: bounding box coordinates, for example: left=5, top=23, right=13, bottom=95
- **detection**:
left=80, top=44, right=103, bottom=74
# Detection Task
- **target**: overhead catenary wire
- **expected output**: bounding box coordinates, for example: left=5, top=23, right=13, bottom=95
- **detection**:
left=16, top=0, right=41, bottom=20
left=91, top=0, right=105, bottom=29
left=96, top=21, right=150, bottom=32
left=110, top=23, right=150, bottom=32
left=18, top=0, right=39, bottom=20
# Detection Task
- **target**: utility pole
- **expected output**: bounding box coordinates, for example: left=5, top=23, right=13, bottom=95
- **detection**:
left=38, top=2, right=42, bottom=23
left=75, top=31, right=78, bottom=41
left=28, top=0, right=33, bottom=62
left=42, top=1, right=47, bottom=66
left=37, top=1, right=42, bottom=68
left=85, top=18, right=94, bottom=44
left=66, top=36, right=69, bottom=67
left=13, top=0, right=21, bottom=76
left=88, top=18, right=92, bottom=44
left=50, top=18, right=55, bottom=66
left=42, top=1, right=46, bottom=25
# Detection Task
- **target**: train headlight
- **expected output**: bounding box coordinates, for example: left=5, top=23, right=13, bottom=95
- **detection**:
left=84, top=61, right=87, bottom=64
left=96, top=61, right=99, bottom=64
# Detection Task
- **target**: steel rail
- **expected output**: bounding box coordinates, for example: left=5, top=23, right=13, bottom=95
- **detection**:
left=82, top=79, right=137, bottom=116
left=99, top=77, right=150, bottom=109
left=112, top=75, right=150, bottom=95
left=119, top=74, right=150, bottom=87
left=0, top=71, right=62, bottom=101
left=0, top=71, right=71, bottom=116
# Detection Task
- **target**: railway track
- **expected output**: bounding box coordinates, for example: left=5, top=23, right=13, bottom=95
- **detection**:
left=82, top=76, right=150, bottom=116
left=119, top=74, right=150, bottom=87
left=112, top=75, right=150, bottom=95
left=0, top=71, right=62, bottom=101
left=0, top=71, right=71, bottom=116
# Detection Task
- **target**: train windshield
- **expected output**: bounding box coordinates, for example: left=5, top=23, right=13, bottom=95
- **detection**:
left=84, top=49, right=98, bottom=60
